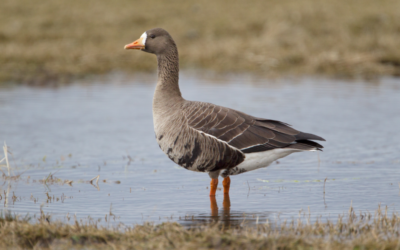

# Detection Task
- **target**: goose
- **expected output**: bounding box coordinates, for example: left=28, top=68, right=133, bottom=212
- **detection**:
left=124, top=28, right=325, bottom=196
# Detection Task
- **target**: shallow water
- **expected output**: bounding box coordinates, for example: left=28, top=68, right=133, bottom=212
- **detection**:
left=1, top=73, right=400, bottom=227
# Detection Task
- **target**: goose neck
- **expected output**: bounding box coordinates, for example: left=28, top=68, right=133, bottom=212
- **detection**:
left=154, top=51, right=182, bottom=101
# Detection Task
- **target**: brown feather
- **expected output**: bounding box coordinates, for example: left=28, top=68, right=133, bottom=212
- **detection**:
left=183, top=102, right=324, bottom=153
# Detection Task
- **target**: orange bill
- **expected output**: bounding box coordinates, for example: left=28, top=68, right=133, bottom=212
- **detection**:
left=124, top=37, right=145, bottom=50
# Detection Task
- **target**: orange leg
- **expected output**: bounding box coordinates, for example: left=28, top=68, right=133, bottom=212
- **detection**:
left=210, top=195, right=218, bottom=217
left=222, top=176, right=231, bottom=195
left=209, top=178, right=218, bottom=196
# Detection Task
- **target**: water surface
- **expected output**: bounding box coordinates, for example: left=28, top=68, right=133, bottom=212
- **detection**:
left=1, top=73, right=399, bottom=227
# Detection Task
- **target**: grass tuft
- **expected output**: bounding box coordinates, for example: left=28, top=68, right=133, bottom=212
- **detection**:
left=0, top=206, right=399, bottom=249
left=0, top=142, right=10, bottom=177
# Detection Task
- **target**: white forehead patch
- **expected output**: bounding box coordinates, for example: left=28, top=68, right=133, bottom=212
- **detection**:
left=141, top=32, right=147, bottom=46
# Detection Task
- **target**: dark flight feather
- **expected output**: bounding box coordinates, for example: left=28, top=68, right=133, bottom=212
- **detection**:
left=183, top=102, right=325, bottom=154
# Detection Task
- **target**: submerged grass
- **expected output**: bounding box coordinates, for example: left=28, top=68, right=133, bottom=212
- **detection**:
left=0, top=142, right=11, bottom=177
left=1, top=206, right=399, bottom=249
left=1, top=0, right=400, bottom=85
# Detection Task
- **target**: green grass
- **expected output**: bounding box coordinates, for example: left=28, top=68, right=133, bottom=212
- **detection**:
left=1, top=0, right=400, bottom=85
left=0, top=206, right=399, bottom=249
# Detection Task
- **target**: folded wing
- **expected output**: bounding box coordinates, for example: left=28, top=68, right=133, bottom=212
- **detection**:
left=183, top=102, right=325, bottom=153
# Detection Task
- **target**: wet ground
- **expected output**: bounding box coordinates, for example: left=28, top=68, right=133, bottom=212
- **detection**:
left=1, top=73, right=400, bottom=227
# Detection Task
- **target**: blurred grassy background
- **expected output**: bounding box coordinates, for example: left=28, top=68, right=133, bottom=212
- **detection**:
left=1, top=0, right=400, bottom=85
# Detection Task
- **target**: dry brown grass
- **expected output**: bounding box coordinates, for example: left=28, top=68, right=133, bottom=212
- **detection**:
left=1, top=206, right=400, bottom=249
left=1, top=0, right=400, bottom=85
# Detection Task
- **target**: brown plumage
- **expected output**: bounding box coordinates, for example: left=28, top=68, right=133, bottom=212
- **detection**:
left=124, top=28, right=325, bottom=196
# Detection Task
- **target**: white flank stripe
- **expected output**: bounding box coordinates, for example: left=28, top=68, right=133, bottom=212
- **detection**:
left=196, top=130, right=243, bottom=153
left=240, top=144, right=264, bottom=151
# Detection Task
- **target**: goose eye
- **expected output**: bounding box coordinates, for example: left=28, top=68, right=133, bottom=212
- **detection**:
left=150, top=34, right=156, bottom=39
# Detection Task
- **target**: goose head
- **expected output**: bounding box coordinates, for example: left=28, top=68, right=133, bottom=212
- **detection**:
left=124, top=28, right=176, bottom=55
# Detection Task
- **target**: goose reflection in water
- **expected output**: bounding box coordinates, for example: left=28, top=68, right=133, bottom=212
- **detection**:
left=179, top=194, right=271, bottom=228
left=210, top=194, right=231, bottom=222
